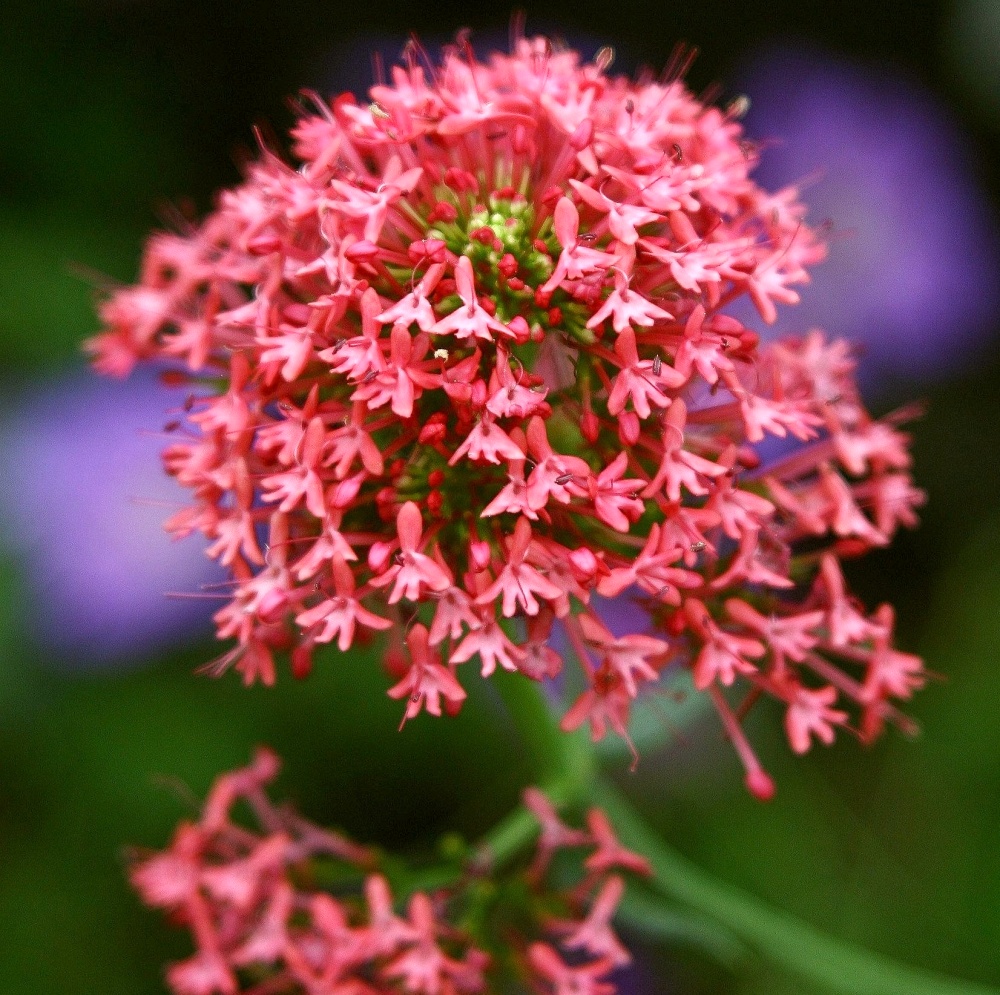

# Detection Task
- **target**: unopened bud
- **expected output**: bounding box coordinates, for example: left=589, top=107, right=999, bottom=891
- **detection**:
left=329, top=472, right=364, bottom=509
left=291, top=644, right=314, bottom=680
left=368, top=541, right=393, bottom=574
left=246, top=233, right=283, bottom=255
left=745, top=769, right=776, bottom=802
left=428, top=201, right=458, bottom=224
left=419, top=421, right=447, bottom=444
left=257, top=587, right=289, bottom=624
left=470, top=540, right=491, bottom=571
left=618, top=410, right=640, bottom=446
left=498, top=253, right=519, bottom=278
left=507, top=315, right=531, bottom=344
left=569, top=547, right=598, bottom=580
left=383, top=643, right=409, bottom=678
left=569, top=117, right=595, bottom=150
left=408, top=238, right=448, bottom=264
left=344, top=240, right=381, bottom=261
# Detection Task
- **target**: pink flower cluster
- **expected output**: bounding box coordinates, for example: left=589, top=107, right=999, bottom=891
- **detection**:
left=89, top=35, right=925, bottom=791
left=131, top=750, right=649, bottom=995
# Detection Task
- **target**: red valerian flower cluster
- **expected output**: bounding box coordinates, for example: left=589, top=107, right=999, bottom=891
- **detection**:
left=131, top=749, right=650, bottom=995
left=89, top=35, right=925, bottom=793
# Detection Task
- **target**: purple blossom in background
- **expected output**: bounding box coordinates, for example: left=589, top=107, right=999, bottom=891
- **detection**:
left=0, top=370, right=221, bottom=666
left=739, top=43, right=999, bottom=383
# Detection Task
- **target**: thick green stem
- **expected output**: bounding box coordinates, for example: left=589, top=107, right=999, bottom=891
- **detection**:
left=488, top=671, right=573, bottom=786
left=595, top=781, right=999, bottom=995
left=478, top=673, right=593, bottom=870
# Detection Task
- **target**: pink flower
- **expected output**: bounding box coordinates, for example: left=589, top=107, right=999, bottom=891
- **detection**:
left=387, top=624, right=467, bottom=721
left=685, top=599, right=766, bottom=691
left=524, top=417, right=591, bottom=512
left=296, top=555, right=392, bottom=651
left=166, top=951, right=236, bottom=995
left=450, top=613, right=526, bottom=677
left=476, top=518, right=563, bottom=617
left=591, top=452, right=645, bottom=533
left=370, top=502, right=450, bottom=604
left=449, top=416, right=525, bottom=466
left=783, top=682, right=848, bottom=754
left=432, top=255, right=513, bottom=342
left=528, top=943, right=617, bottom=995
left=132, top=758, right=649, bottom=995
left=586, top=268, right=674, bottom=333
left=561, top=670, right=635, bottom=747
left=540, top=197, right=617, bottom=294
left=89, top=31, right=923, bottom=787
left=558, top=875, right=631, bottom=966
left=583, top=808, right=652, bottom=877
left=569, top=178, right=661, bottom=246
left=606, top=326, right=684, bottom=420
left=578, top=613, right=669, bottom=698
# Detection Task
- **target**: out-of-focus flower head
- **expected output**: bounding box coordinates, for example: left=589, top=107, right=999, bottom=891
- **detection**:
left=130, top=750, right=649, bottom=995
left=739, top=42, right=999, bottom=383
left=88, top=32, right=926, bottom=792
left=0, top=371, right=220, bottom=665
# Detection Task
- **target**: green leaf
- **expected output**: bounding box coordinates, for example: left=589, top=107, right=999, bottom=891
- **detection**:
left=595, top=782, right=1000, bottom=995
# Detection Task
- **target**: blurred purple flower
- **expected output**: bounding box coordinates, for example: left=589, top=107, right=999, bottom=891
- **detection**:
left=739, top=43, right=999, bottom=383
left=0, top=370, right=221, bottom=666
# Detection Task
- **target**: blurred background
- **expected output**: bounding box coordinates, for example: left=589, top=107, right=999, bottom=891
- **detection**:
left=1, top=0, right=999, bottom=991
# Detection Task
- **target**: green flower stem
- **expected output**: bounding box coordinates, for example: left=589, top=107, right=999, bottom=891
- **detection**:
left=489, top=671, right=579, bottom=787
left=594, top=781, right=1000, bottom=995
left=479, top=673, right=593, bottom=870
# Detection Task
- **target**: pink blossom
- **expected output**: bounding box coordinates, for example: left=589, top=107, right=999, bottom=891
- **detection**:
left=370, top=502, right=450, bottom=605
left=591, top=452, right=645, bottom=531
left=528, top=943, right=617, bottom=995
left=524, top=416, right=591, bottom=512
left=432, top=255, right=513, bottom=342
left=578, top=613, right=669, bottom=698
left=540, top=197, right=617, bottom=294
left=583, top=808, right=652, bottom=877
left=558, top=875, right=631, bottom=966
left=561, top=671, right=635, bottom=747
left=569, top=178, right=661, bottom=245
left=387, top=624, right=467, bottom=720
left=476, top=518, right=563, bottom=617
left=685, top=598, right=766, bottom=690
left=89, top=32, right=924, bottom=782
left=784, top=682, right=848, bottom=753
left=449, top=416, right=525, bottom=466
left=607, top=326, right=683, bottom=420
left=296, top=555, right=392, bottom=651
left=586, top=268, right=674, bottom=334
left=450, top=613, right=526, bottom=677
left=642, top=398, right=728, bottom=501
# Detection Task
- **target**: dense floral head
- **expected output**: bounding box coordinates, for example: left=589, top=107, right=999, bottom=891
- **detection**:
left=131, top=750, right=649, bottom=995
left=89, top=34, right=925, bottom=793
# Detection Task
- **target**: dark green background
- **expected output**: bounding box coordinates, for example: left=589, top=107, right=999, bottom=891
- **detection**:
left=1, top=1, right=998, bottom=991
